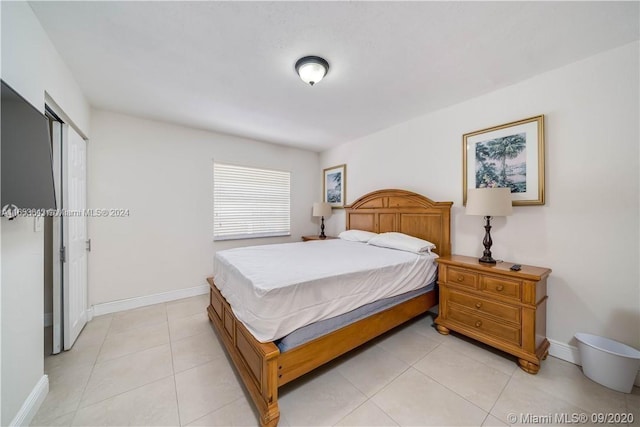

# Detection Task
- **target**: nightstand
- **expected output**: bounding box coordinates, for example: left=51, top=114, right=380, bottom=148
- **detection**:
left=434, top=255, right=551, bottom=374
left=301, top=235, right=337, bottom=242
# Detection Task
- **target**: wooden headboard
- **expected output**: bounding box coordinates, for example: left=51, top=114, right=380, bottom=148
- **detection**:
left=345, top=189, right=453, bottom=256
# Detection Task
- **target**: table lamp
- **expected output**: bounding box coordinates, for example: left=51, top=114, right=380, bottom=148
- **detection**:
left=312, top=202, right=332, bottom=239
left=466, top=188, right=513, bottom=264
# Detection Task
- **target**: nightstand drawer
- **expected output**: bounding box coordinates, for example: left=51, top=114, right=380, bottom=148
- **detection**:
left=446, top=266, right=478, bottom=289
left=448, top=290, right=521, bottom=324
left=480, top=275, right=521, bottom=301
left=448, top=307, right=521, bottom=346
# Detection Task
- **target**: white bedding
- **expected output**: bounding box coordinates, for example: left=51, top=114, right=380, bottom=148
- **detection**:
left=213, top=239, right=438, bottom=342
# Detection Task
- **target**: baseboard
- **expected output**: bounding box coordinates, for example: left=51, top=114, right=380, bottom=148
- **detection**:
left=92, top=284, right=209, bottom=317
left=44, top=312, right=53, bottom=327
left=548, top=338, right=580, bottom=364
left=9, top=375, right=49, bottom=426
left=549, top=338, right=640, bottom=387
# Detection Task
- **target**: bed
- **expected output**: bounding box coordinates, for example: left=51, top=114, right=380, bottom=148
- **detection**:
left=206, top=189, right=452, bottom=426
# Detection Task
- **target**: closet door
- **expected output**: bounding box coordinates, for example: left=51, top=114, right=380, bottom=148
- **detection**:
left=63, top=126, right=88, bottom=350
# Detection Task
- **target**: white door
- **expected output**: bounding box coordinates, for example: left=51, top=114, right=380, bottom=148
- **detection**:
left=63, top=127, right=88, bottom=350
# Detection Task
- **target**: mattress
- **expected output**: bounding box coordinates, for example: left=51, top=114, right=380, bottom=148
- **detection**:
left=213, top=239, right=438, bottom=342
left=275, top=283, right=435, bottom=352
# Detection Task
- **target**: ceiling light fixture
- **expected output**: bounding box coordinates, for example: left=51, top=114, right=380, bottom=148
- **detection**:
left=295, top=56, right=329, bottom=86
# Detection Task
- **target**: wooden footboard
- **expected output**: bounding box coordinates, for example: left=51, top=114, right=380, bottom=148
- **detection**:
left=207, top=278, right=280, bottom=427
left=207, top=277, right=437, bottom=427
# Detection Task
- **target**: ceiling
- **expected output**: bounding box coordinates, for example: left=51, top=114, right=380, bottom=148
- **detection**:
left=29, top=1, right=639, bottom=152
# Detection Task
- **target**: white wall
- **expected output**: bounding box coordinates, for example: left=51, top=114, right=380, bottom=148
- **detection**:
left=0, top=218, right=45, bottom=425
left=87, top=110, right=319, bottom=305
left=321, top=42, right=640, bottom=351
left=1, top=2, right=91, bottom=424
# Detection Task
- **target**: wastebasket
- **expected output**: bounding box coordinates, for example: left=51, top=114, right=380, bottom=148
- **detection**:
left=575, top=333, right=640, bottom=393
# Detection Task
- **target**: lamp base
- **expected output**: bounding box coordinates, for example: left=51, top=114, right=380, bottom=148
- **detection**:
left=319, top=216, right=326, bottom=239
left=479, top=216, right=496, bottom=264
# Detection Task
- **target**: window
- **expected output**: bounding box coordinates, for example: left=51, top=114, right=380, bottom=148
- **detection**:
left=214, top=163, right=291, bottom=240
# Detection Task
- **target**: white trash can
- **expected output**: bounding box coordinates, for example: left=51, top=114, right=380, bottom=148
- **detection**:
left=575, top=333, right=640, bottom=393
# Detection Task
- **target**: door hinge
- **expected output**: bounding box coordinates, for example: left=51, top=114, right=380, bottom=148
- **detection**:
left=86, top=239, right=91, bottom=252
left=60, top=246, right=66, bottom=263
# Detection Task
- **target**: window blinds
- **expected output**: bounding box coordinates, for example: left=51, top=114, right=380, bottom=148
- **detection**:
left=213, top=163, right=291, bottom=240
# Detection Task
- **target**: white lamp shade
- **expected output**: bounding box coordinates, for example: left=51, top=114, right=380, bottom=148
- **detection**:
left=466, top=188, right=513, bottom=216
left=298, top=63, right=326, bottom=85
left=295, top=56, right=329, bottom=86
left=312, top=202, right=332, bottom=217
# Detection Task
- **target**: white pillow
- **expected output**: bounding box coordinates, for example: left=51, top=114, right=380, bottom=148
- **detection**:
left=368, top=232, right=436, bottom=253
left=338, top=229, right=378, bottom=243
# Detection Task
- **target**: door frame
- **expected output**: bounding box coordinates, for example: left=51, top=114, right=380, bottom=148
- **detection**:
left=45, top=106, right=64, bottom=355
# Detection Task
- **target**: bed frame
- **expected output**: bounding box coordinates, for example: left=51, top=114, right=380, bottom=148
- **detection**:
left=207, top=189, right=452, bottom=426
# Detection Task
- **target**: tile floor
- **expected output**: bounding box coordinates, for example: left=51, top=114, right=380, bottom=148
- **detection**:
left=32, top=294, right=639, bottom=426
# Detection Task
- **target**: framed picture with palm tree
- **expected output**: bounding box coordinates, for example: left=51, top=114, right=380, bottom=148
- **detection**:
left=463, top=115, right=545, bottom=206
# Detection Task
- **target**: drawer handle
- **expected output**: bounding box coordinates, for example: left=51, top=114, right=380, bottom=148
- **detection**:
left=475, top=302, right=482, bottom=309
left=457, top=275, right=464, bottom=282
left=475, top=320, right=482, bottom=327
left=496, top=285, right=504, bottom=291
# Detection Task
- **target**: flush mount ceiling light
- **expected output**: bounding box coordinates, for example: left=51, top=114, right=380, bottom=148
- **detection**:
left=295, top=56, right=329, bottom=86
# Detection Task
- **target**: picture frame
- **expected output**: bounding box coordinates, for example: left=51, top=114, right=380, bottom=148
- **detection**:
left=463, top=115, right=545, bottom=206
left=323, top=164, right=346, bottom=208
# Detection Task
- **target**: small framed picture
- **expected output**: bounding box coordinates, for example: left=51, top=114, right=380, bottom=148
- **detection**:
left=323, top=164, right=346, bottom=208
left=463, top=115, right=545, bottom=206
